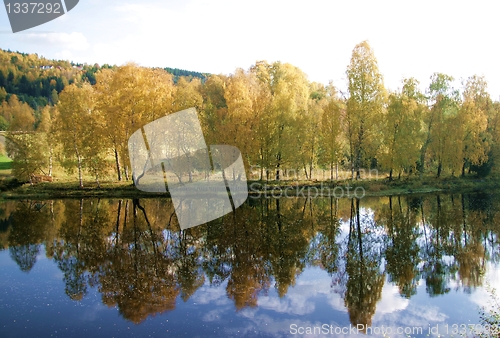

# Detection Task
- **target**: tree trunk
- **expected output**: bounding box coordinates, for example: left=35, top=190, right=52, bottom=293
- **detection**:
left=124, top=165, right=130, bottom=181
left=77, top=155, right=83, bottom=188
left=437, top=161, right=442, bottom=178
left=275, top=152, right=281, bottom=181
left=351, top=153, right=355, bottom=180
left=115, top=148, right=122, bottom=181
left=74, top=141, right=83, bottom=188
left=355, top=147, right=361, bottom=180
left=95, top=172, right=101, bottom=189
left=48, top=146, right=53, bottom=176
left=419, top=133, right=431, bottom=178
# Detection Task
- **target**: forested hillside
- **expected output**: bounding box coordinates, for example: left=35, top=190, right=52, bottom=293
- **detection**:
left=0, top=48, right=208, bottom=110
left=1, top=42, right=499, bottom=187
left=0, top=49, right=114, bottom=110
left=163, top=67, right=209, bottom=83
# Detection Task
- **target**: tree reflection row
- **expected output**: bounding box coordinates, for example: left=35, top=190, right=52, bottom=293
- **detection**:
left=0, top=193, right=499, bottom=328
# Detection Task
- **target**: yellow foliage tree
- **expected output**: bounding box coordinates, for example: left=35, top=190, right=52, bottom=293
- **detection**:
left=54, top=83, right=96, bottom=188
left=94, top=64, right=175, bottom=181
left=346, top=41, right=386, bottom=179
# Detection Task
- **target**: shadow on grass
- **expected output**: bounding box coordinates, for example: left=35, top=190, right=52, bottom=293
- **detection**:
left=0, top=156, right=12, bottom=170
left=0, top=162, right=12, bottom=170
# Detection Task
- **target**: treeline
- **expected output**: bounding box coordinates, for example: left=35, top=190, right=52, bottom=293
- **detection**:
left=3, top=41, right=500, bottom=186
left=163, top=66, right=209, bottom=83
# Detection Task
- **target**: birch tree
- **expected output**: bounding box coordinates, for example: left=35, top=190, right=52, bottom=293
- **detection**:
left=379, top=78, right=425, bottom=179
left=54, top=83, right=95, bottom=188
left=346, top=41, right=386, bottom=179
left=319, top=84, right=345, bottom=181
left=458, top=75, right=490, bottom=176
left=426, top=73, right=460, bottom=177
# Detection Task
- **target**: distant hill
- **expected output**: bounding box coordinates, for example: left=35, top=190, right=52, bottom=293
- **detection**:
left=0, top=48, right=114, bottom=109
left=0, top=48, right=209, bottom=110
left=163, top=67, right=209, bottom=83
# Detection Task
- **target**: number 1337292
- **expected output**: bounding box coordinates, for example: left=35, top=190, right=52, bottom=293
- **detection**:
left=5, top=2, right=62, bottom=14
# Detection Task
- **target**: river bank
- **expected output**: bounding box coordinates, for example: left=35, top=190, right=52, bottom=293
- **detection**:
left=0, top=174, right=498, bottom=200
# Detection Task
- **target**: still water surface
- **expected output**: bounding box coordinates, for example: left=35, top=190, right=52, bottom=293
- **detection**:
left=0, top=193, right=498, bottom=337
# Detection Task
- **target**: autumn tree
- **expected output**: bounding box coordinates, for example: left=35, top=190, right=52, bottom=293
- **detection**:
left=6, top=133, right=48, bottom=182
left=346, top=41, right=386, bottom=179
left=173, top=76, right=203, bottom=112
left=295, top=82, right=325, bottom=180
left=0, top=94, right=35, bottom=131
left=94, top=64, right=175, bottom=181
left=318, top=84, right=345, bottom=181
left=247, top=62, right=274, bottom=180
left=249, top=61, right=309, bottom=180
left=426, top=73, right=461, bottom=177
left=379, top=78, right=425, bottom=179
left=200, top=74, right=227, bottom=146
left=37, top=105, right=57, bottom=176
left=54, top=83, right=96, bottom=188
left=485, top=102, right=500, bottom=175
left=2, top=94, right=47, bottom=181
left=457, top=75, right=490, bottom=176
left=221, top=68, right=272, bottom=178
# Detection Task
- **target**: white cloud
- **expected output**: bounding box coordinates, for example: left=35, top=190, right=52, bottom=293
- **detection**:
left=190, top=281, right=231, bottom=306
left=202, top=308, right=227, bottom=322
left=470, top=262, right=500, bottom=310
left=21, top=32, right=89, bottom=51
left=374, top=283, right=410, bottom=315
left=56, top=49, right=74, bottom=60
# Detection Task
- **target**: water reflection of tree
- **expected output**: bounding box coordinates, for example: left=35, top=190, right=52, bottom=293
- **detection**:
left=5, top=193, right=500, bottom=325
left=99, top=199, right=180, bottom=324
left=344, top=198, right=385, bottom=332
left=420, top=195, right=455, bottom=297
left=268, top=198, right=311, bottom=297
left=224, top=202, right=271, bottom=309
left=8, top=200, right=50, bottom=272
left=382, top=196, right=421, bottom=298
left=453, top=194, right=488, bottom=292
left=53, top=199, right=110, bottom=300
left=316, top=196, right=341, bottom=274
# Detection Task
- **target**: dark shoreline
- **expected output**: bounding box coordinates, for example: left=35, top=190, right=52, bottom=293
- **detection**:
left=0, top=175, right=498, bottom=200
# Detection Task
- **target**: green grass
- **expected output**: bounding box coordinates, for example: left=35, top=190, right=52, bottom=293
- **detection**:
left=0, top=167, right=499, bottom=199
left=0, top=155, right=12, bottom=171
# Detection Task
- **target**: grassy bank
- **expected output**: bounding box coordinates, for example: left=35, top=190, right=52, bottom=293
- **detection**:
left=246, top=175, right=500, bottom=197
left=0, top=172, right=499, bottom=200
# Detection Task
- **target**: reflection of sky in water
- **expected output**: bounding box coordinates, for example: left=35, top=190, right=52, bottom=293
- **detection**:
left=0, top=241, right=495, bottom=337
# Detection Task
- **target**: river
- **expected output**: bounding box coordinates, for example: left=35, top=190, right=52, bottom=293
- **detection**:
left=0, top=193, right=498, bottom=337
